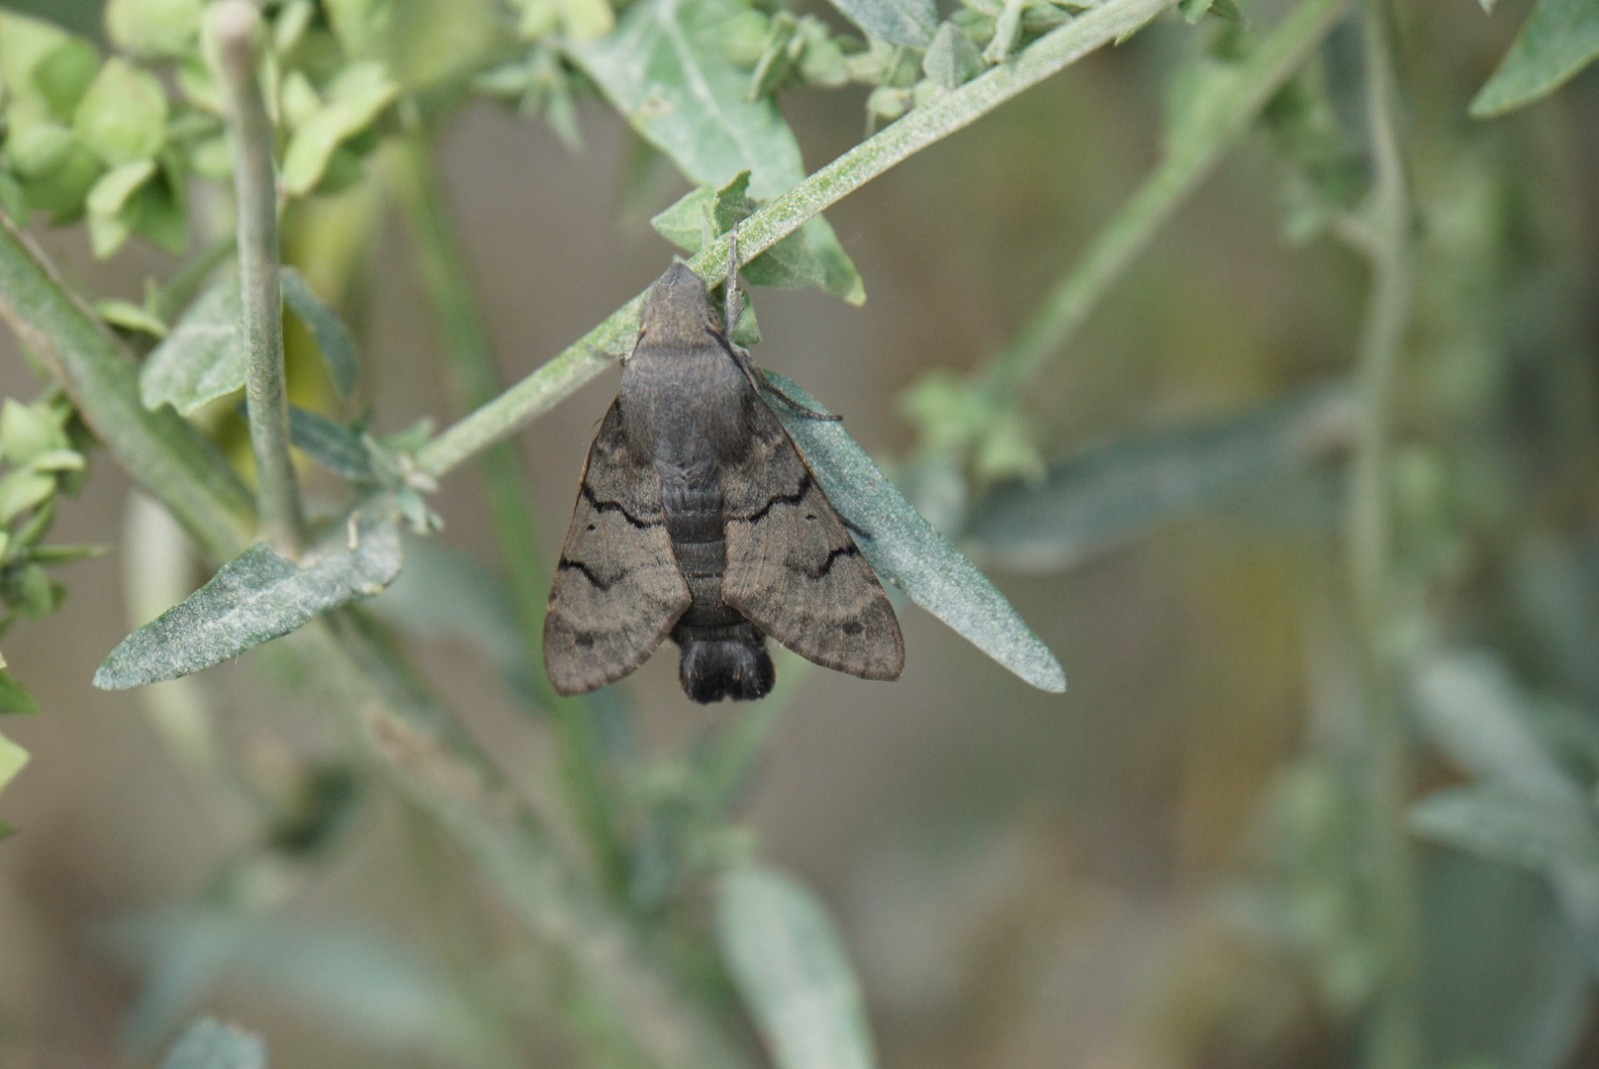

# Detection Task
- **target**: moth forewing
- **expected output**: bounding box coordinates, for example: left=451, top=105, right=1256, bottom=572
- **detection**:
left=720, top=398, right=904, bottom=681
left=543, top=402, right=692, bottom=696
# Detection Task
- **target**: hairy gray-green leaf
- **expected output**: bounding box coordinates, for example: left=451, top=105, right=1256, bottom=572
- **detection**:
left=286, top=407, right=374, bottom=482
left=765, top=373, right=1065, bottom=692
left=570, top=0, right=863, bottom=303
left=717, top=866, right=877, bottom=1069
left=1470, top=0, right=1599, bottom=116
left=139, top=275, right=244, bottom=415
left=826, top=0, right=936, bottom=47
left=94, top=516, right=402, bottom=689
left=280, top=268, right=358, bottom=397
left=923, top=22, right=983, bottom=91
left=968, top=382, right=1354, bottom=573
left=161, top=1018, right=266, bottom=1069
left=1409, top=785, right=1599, bottom=878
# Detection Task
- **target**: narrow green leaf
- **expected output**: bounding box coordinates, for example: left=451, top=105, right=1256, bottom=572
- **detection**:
left=97, top=298, right=169, bottom=337
left=160, top=1018, right=266, bottom=1069
left=1409, top=650, right=1580, bottom=796
left=0, top=469, right=56, bottom=524
left=1470, top=0, right=1599, bottom=116
left=286, top=407, right=374, bottom=482
left=94, top=515, right=403, bottom=689
left=716, top=866, right=877, bottom=1069
left=967, top=383, right=1354, bottom=573
left=765, top=373, right=1066, bottom=692
left=139, top=276, right=244, bottom=415
left=569, top=0, right=864, bottom=303
left=86, top=158, right=157, bottom=217
left=280, top=268, right=358, bottom=396
left=0, top=669, right=39, bottom=715
left=825, top=0, right=936, bottom=48
left=0, top=731, right=28, bottom=794
left=1409, top=785, right=1599, bottom=877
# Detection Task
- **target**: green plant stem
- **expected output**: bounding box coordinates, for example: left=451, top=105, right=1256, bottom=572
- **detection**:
left=212, top=0, right=306, bottom=558
left=391, top=136, right=631, bottom=895
left=980, top=0, right=1356, bottom=398
left=0, top=209, right=752, bottom=1069
left=1346, top=4, right=1420, bottom=1068
left=414, top=0, right=1182, bottom=480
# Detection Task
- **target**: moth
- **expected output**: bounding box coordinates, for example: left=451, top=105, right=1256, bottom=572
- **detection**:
left=543, top=260, right=903, bottom=703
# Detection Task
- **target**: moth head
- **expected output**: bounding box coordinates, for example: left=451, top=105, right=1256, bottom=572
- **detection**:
left=638, top=262, right=718, bottom=345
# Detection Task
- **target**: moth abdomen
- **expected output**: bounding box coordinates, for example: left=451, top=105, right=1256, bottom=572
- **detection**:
left=678, top=630, right=775, bottom=703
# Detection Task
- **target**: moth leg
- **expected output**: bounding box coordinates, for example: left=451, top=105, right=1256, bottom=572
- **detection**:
left=757, top=375, right=843, bottom=423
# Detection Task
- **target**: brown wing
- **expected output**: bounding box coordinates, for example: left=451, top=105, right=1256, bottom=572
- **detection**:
left=721, top=398, right=903, bottom=680
left=544, top=402, right=691, bottom=695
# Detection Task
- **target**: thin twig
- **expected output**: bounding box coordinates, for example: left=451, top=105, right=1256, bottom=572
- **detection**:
left=212, top=0, right=306, bottom=558
left=1346, top=3, right=1421, bottom=1067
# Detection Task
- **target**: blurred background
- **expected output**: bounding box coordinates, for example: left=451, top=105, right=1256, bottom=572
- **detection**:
left=1, top=0, right=1598, bottom=1066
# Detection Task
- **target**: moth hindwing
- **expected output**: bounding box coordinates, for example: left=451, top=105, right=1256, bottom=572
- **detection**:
left=544, top=262, right=903, bottom=703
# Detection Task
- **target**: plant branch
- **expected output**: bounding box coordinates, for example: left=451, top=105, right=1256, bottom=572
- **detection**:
left=212, top=0, right=307, bottom=558
left=414, top=0, right=1182, bottom=479
left=981, top=0, right=1357, bottom=397
left=391, top=136, right=632, bottom=895
left=1345, top=4, right=1420, bottom=1067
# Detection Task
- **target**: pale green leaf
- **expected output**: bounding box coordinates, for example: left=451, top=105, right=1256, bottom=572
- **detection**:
left=160, top=1018, right=266, bottom=1069
left=0, top=469, right=56, bottom=524
left=280, top=268, right=358, bottom=396
left=717, top=866, right=877, bottom=1069
left=826, top=0, right=936, bottom=48
left=0, top=398, right=68, bottom=465
left=94, top=516, right=403, bottom=689
left=0, top=732, right=28, bottom=795
left=1409, top=785, right=1599, bottom=877
left=765, top=373, right=1065, bottom=692
left=1471, top=0, right=1599, bottom=116
left=280, top=63, right=399, bottom=196
left=923, top=22, right=983, bottom=91
left=97, top=298, right=169, bottom=337
left=0, top=669, right=39, bottom=715
left=73, top=58, right=168, bottom=167
left=139, top=276, right=244, bottom=415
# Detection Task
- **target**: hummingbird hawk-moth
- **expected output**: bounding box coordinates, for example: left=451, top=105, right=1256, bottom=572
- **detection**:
left=543, top=261, right=903, bottom=703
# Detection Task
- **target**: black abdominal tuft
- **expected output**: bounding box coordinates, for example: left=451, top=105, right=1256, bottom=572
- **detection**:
left=679, top=639, right=775, bottom=703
